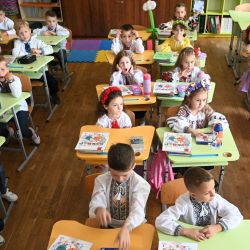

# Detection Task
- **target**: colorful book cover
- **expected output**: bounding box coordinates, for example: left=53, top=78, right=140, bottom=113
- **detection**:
left=196, top=133, right=213, bottom=145
left=103, top=86, right=133, bottom=96
left=153, top=52, right=174, bottom=63
left=162, top=132, right=192, bottom=154
left=110, top=29, right=118, bottom=37
left=130, top=136, right=144, bottom=153
left=75, top=132, right=109, bottom=153
left=158, top=241, right=198, bottom=250
left=215, top=15, right=221, bottom=34
left=153, top=82, right=177, bottom=95
left=48, top=234, right=92, bottom=250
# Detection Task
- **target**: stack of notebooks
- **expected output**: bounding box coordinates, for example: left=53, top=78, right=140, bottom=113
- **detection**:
left=153, top=52, right=175, bottom=63
left=162, top=132, right=192, bottom=155
left=75, top=132, right=109, bottom=153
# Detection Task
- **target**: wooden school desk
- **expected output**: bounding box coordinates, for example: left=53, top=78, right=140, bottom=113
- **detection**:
left=76, top=125, right=155, bottom=178
left=156, top=127, right=240, bottom=193
left=8, top=56, right=57, bottom=121
left=0, top=92, right=38, bottom=171
left=158, top=220, right=250, bottom=250
left=108, top=29, right=152, bottom=42
left=0, top=34, right=17, bottom=45
left=37, top=35, right=71, bottom=90
left=155, top=81, right=216, bottom=127
left=105, top=50, right=154, bottom=65
left=47, top=220, right=155, bottom=250
left=96, top=84, right=156, bottom=121
left=226, top=10, right=250, bottom=80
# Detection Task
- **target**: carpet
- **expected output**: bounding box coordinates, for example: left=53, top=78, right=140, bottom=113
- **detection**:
left=67, top=39, right=112, bottom=62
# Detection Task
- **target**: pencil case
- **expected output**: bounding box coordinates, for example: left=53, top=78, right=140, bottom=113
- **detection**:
left=17, top=55, right=36, bottom=64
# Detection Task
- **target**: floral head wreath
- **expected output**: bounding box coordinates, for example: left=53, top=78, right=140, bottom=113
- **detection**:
left=100, top=86, right=121, bottom=105
left=173, top=20, right=187, bottom=29
left=185, top=81, right=210, bottom=96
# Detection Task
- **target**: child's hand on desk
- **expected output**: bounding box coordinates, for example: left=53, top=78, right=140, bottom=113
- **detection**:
left=32, top=48, right=41, bottom=55
left=180, top=227, right=206, bottom=241
left=114, top=223, right=130, bottom=250
left=95, top=207, right=111, bottom=228
left=43, top=31, right=56, bottom=36
left=199, top=224, right=223, bottom=239
left=187, top=128, right=206, bottom=138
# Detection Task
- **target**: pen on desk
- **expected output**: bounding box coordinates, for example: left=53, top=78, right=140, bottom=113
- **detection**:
left=97, top=152, right=108, bottom=155
left=124, top=98, right=140, bottom=101
left=169, top=153, right=219, bottom=157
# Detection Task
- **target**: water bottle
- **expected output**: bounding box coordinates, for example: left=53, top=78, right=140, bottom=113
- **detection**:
left=143, top=73, right=151, bottom=99
left=211, top=123, right=223, bottom=148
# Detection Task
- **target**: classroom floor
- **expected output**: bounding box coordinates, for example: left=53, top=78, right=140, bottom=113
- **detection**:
left=1, top=37, right=250, bottom=250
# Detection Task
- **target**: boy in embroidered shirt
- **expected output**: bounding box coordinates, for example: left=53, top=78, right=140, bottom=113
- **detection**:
left=0, top=6, right=15, bottom=36
left=111, top=24, right=144, bottom=55
left=12, top=20, right=60, bottom=104
left=33, top=10, right=69, bottom=66
left=155, top=168, right=243, bottom=241
left=89, top=143, right=150, bottom=250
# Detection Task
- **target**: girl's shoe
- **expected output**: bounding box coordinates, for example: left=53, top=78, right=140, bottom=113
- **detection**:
left=0, top=235, right=5, bottom=246
left=1, top=188, right=18, bottom=202
left=29, top=127, right=41, bottom=145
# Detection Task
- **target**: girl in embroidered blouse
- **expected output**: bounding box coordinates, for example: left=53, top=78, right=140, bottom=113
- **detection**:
left=110, top=51, right=143, bottom=86
left=96, top=87, right=132, bottom=128
left=166, top=81, right=229, bottom=137
left=162, top=47, right=210, bottom=83
left=155, top=168, right=243, bottom=241
left=157, top=21, right=192, bottom=53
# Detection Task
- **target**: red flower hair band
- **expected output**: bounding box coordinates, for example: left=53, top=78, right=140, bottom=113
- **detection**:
left=101, top=86, right=121, bottom=105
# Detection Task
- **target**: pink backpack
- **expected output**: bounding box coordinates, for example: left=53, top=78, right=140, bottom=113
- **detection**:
left=146, top=149, right=174, bottom=198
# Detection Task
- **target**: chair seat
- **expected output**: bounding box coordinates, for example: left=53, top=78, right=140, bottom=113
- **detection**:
left=32, top=81, right=44, bottom=87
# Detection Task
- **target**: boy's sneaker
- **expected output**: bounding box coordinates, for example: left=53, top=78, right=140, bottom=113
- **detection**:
left=1, top=188, right=18, bottom=202
left=0, top=235, right=5, bottom=246
left=29, top=127, right=41, bottom=145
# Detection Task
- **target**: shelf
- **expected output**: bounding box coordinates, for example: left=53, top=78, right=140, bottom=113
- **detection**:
left=206, top=11, right=223, bottom=15
left=20, top=2, right=60, bottom=8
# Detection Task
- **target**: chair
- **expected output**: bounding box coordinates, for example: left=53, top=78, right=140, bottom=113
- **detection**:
left=126, top=109, right=135, bottom=127
left=160, top=178, right=187, bottom=211
left=158, top=105, right=180, bottom=127
left=137, top=65, right=148, bottom=74
left=84, top=173, right=102, bottom=227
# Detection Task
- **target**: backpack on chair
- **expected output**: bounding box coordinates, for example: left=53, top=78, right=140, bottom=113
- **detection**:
left=146, top=148, right=174, bottom=198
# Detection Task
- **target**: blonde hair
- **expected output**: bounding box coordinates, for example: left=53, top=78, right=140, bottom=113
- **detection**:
left=14, top=20, right=30, bottom=33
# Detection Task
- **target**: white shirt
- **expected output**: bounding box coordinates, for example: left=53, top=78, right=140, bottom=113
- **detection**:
left=96, top=111, right=132, bottom=128
left=155, top=192, right=243, bottom=235
left=110, top=70, right=144, bottom=86
left=12, top=34, right=53, bottom=58
left=89, top=171, right=150, bottom=230
left=0, top=75, right=28, bottom=112
left=33, top=24, right=69, bottom=49
left=0, top=17, right=16, bottom=35
left=111, top=38, right=144, bottom=55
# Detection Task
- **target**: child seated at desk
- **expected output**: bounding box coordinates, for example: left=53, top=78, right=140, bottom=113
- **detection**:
left=33, top=10, right=69, bottom=67
left=162, top=47, right=210, bottom=83
left=157, top=21, right=192, bottom=53
left=96, top=87, right=132, bottom=128
left=166, top=81, right=228, bottom=137
left=110, top=51, right=143, bottom=86
left=155, top=168, right=243, bottom=241
left=158, top=2, right=188, bottom=33
left=111, top=24, right=144, bottom=55
left=89, top=143, right=150, bottom=250
left=0, top=56, right=40, bottom=145
left=0, top=6, right=15, bottom=36
left=12, top=20, right=60, bottom=104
